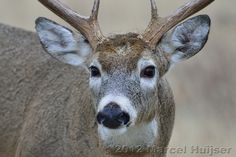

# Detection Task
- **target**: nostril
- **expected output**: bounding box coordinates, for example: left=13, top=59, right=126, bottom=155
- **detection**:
left=117, top=112, right=130, bottom=125
left=96, top=112, right=105, bottom=124
left=97, top=104, right=130, bottom=129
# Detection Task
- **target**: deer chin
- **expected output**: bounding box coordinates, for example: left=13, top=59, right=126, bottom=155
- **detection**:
left=98, top=118, right=158, bottom=151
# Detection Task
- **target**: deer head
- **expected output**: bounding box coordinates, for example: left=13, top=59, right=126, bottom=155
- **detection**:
left=36, top=0, right=213, bottom=151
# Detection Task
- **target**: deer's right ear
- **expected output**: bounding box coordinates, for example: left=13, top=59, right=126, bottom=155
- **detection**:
left=35, top=17, right=92, bottom=66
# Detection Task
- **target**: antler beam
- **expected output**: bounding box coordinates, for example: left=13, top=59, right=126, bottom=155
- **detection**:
left=143, top=0, right=215, bottom=49
left=39, top=0, right=214, bottom=50
left=38, top=0, right=105, bottom=49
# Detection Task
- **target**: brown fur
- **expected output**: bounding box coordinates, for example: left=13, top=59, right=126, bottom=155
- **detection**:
left=96, top=34, right=148, bottom=72
left=0, top=24, right=175, bottom=157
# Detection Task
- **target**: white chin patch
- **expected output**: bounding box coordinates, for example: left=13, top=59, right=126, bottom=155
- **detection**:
left=98, top=119, right=158, bottom=148
left=97, top=95, right=137, bottom=126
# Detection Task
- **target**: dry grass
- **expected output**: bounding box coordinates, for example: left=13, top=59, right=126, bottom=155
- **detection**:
left=0, top=0, right=235, bottom=156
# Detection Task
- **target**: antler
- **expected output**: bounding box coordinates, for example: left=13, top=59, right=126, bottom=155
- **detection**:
left=142, top=0, right=215, bottom=50
left=38, top=0, right=105, bottom=49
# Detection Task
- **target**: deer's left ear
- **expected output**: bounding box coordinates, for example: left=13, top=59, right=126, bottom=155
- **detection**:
left=160, top=15, right=211, bottom=64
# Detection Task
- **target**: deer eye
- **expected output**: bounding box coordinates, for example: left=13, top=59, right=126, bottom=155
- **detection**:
left=140, top=66, right=156, bottom=78
left=90, top=66, right=101, bottom=77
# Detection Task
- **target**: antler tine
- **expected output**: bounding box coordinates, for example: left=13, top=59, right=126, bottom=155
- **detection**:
left=91, top=0, right=100, bottom=20
left=38, top=0, right=105, bottom=49
left=142, top=0, right=215, bottom=50
left=150, top=0, right=158, bottom=19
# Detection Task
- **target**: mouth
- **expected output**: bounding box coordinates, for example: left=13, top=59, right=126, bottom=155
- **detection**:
left=98, top=123, right=128, bottom=139
left=97, top=119, right=132, bottom=130
left=97, top=118, right=158, bottom=151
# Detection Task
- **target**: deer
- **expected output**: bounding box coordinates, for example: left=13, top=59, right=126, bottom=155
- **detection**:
left=0, top=0, right=214, bottom=157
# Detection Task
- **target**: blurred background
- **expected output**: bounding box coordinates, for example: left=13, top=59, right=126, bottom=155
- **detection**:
left=0, top=0, right=235, bottom=156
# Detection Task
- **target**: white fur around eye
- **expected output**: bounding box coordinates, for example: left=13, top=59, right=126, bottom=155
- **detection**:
left=89, top=77, right=102, bottom=92
left=89, top=61, right=103, bottom=91
left=140, top=76, right=157, bottom=90
left=138, top=59, right=158, bottom=90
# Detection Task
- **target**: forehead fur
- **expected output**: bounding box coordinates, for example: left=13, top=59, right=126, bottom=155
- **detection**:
left=96, top=33, right=152, bottom=73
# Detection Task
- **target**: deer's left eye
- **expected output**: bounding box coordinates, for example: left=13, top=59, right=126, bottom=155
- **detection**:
left=140, top=66, right=156, bottom=78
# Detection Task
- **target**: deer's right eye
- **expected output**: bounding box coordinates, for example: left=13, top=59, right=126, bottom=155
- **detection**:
left=140, top=66, right=156, bottom=78
left=90, top=66, right=101, bottom=77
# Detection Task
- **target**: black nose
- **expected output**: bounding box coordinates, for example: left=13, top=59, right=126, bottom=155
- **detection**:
left=96, top=102, right=130, bottom=129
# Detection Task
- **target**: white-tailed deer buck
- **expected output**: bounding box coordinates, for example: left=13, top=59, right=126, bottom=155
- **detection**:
left=0, top=0, right=214, bottom=157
